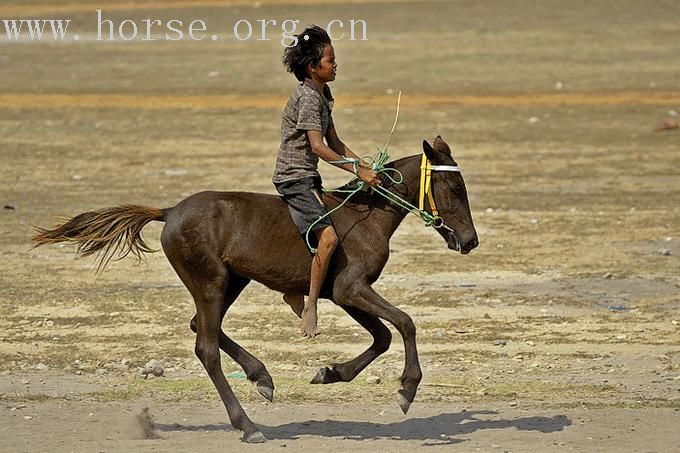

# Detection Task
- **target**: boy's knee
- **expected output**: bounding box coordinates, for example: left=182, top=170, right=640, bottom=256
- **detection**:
left=319, top=227, right=338, bottom=250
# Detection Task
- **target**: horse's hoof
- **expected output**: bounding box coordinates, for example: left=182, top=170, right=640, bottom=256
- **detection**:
left=397, top=390, right=412, bottom=415
left=310, top=366, right=341, bottom=384
left=310, top=367, right=328, bottom=384
left=256, top=384, right=274, bottom=402
left=242, top=430, right=266, bottom=443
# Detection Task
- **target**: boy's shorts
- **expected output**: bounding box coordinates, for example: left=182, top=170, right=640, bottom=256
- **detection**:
left=274, top=176, right=334, bottom=238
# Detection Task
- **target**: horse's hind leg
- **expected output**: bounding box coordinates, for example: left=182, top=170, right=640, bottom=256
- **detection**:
left=311, top=306, right=391, bottom=384
left=175, top=261, right=264, bottom=443
left=189, top=275, right=275, bottom=402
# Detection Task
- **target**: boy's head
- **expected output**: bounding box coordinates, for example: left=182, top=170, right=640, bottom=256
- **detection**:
left=283, top=25, right=333, bottom=82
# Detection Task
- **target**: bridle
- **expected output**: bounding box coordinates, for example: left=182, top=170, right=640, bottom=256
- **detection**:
left=306, top=152, right=464, bottom=253
left=418, top=153, right=461, bottom=236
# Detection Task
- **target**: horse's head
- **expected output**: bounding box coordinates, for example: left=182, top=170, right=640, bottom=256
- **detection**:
left=422, top=136, right=479, bottom=254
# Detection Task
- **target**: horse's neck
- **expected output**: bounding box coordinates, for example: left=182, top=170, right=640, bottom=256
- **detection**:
left=373, top=155, right=422, bottom=238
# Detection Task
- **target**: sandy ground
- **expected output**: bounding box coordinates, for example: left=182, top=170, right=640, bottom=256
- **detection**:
left=1, top=0, right=680, bottom=451
left=2, top=397, right=679, bottom=452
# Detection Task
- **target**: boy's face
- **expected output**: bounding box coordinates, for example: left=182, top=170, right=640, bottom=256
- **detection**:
left=309, top=44, right=337, bottom=83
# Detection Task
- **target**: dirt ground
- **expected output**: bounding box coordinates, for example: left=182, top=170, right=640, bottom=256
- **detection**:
left=1, top=1, right=679, bottom=452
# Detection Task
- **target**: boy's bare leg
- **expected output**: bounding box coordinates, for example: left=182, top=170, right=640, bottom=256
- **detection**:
left=283, top=293, right=304, bottom=318
left=302, top=226, right=338, bottom=338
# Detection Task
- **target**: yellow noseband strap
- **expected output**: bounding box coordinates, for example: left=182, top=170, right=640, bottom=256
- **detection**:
left=419, top=153, right=439, bottom=219
left=419, top=152, right=462, bottom=221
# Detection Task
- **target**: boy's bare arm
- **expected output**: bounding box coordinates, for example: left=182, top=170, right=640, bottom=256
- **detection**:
left=308, top=130, right=380, bottom=186
left=308, top=130, right=354, bottom=172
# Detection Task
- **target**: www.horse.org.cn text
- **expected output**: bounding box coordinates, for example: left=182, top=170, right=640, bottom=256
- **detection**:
left=0, top=10, right=368, bottom=45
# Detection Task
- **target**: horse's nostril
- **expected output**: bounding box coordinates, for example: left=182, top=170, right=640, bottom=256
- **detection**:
left=466, top=238, right=479, bottom=250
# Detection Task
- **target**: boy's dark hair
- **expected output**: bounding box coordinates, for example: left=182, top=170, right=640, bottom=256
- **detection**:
left=282, top=25, right=331, bottom=81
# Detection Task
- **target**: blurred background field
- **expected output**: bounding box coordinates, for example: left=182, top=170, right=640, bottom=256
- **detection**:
left=0, top=1, right=679, bottom=450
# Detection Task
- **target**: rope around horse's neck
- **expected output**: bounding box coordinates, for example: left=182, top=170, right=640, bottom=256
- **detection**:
left=304, top=148, right=437, bottom=253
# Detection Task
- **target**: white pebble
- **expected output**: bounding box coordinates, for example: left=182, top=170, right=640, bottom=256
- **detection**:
left=143, top=359, right=164, bottom=377
left=366, top=375, right=381, bottom=384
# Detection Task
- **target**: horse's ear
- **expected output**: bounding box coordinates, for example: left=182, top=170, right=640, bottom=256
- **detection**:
left=423, top=138, right=450, bottom=164
left=433, top=135, right=452, bottom=156
left=422, top=140, right=437, bottom=162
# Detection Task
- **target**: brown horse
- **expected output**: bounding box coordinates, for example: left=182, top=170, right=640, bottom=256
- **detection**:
left=33, top=136, right=478, bottom=443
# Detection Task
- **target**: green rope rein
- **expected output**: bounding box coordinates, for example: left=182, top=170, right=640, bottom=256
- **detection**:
left=304, top=147, right=437, bottom=253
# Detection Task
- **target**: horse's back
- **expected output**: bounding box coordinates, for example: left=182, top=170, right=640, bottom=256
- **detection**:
left=161, top=190, right=312, bottom=293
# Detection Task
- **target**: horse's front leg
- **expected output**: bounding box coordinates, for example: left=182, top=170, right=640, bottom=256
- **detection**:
left=343, top=282, right=422, bottom=414
left=282, top=293, right=304, bottom=318
left=310, top=305, right=392, bottom=384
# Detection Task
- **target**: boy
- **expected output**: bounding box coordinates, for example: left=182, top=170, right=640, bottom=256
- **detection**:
left=273, top=25, right=379, bottom=338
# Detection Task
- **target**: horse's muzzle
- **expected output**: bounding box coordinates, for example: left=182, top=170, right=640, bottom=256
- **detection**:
left=448, top=231, right=478, bottom=255
left=440, top=222, right=478, bottom=255
left=460, top=237, right=479, bottom=255
left=446, top=230, right=462, bottom=252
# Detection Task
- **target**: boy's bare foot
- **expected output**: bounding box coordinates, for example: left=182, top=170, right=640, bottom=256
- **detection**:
left=300, top=305, right=319, bottom=338
left=283, top=293, right=304, bottom=318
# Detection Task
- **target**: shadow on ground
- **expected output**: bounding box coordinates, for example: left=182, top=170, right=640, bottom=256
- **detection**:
left=155, top=411, right=571, bottom=445
left=154, top=423, right=231, bottom=433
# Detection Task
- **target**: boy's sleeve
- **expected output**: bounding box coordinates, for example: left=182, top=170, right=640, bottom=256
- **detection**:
left=296, top=91, right=323, bottom=131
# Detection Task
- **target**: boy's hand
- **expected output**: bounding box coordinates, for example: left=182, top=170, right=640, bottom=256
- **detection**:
left=357, top=166, right=380, bottom=187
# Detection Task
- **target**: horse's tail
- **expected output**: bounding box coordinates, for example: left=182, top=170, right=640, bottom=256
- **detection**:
left=32, top=205, right=167, bottom=272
